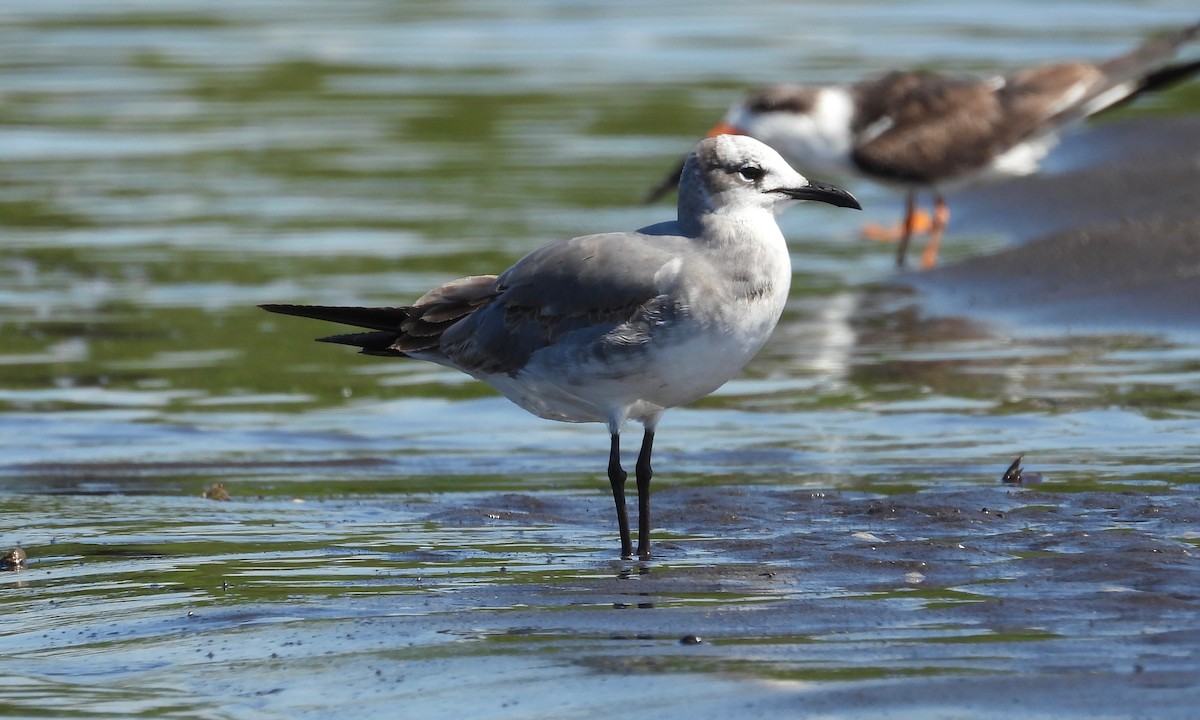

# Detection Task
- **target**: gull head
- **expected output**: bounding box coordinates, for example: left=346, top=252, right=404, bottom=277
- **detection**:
left=677, top=134, right=860, bottom=231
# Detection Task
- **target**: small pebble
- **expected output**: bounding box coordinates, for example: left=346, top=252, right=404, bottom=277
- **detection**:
left=1, top=547, right=26, bottom=571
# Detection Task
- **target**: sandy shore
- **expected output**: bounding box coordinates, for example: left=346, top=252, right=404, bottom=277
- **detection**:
left=888, top=115, right=1200, bottom=338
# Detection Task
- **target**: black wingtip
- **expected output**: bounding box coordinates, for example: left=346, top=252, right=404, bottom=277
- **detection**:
left=260, top=303, right=323, bottom=319
left=643, top=157, right=686, bottom=204
left=258, top=304, right=409, bottom=332
left=316, top=330, right=405, bottom=354
left=1139, top=58, right=1200, bottom=94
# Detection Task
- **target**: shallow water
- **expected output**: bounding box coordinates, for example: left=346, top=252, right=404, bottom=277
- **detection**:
left=2, top=1, right=1200, bottom=717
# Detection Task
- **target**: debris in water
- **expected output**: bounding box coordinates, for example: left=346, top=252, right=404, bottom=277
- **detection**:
left=204, top=482, right=231, bottom=501
left=1001, top=455, right=1043, bottom=485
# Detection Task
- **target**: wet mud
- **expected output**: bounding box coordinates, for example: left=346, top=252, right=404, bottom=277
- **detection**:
left=891, top=116, right=1200, bottom=337
left=5, top=482, right=1200, bottom=719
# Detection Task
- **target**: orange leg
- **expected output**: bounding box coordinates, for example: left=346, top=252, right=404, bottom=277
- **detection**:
left=918, top=195, right=951, bottom=269
left=862, top=203, right=933, bottom=243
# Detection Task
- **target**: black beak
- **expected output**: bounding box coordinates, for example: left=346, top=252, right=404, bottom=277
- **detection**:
left=777, top=179, right=861, bottom=210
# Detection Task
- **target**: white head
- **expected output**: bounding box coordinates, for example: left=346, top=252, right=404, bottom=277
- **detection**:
left=719, top=85, right=857, bottom=177
left=676, top=134, right=859, bottom=236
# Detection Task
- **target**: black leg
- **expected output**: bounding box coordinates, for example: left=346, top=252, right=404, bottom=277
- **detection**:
left=634, top=429, right=655, bottom=560
left=608, top=433, right=632, bottom=558
left=895, top=189, right=917, bottom=268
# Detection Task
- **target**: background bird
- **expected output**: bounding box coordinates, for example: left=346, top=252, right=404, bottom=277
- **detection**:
left=647, top=20, right=1200, bottom=268
left=263, top=135, right=860, bottom=560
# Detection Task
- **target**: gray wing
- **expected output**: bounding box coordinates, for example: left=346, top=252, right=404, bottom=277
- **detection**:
left=439, top=231, right=692, bottom=376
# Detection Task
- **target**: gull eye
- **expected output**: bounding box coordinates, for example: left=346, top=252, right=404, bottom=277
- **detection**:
left=737, top=165, right=765, bottom=182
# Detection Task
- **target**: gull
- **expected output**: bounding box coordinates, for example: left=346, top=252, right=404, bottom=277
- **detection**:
left=262, top=135, right=860, bottom=560
left=647, top=20, right=1200, bottom=268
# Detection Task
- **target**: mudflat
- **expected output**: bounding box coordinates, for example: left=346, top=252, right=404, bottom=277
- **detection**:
left=892, top=115, right=1200, bottom=338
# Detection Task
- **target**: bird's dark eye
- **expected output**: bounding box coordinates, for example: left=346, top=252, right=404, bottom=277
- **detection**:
left=737, top=165, right=765, bottom=182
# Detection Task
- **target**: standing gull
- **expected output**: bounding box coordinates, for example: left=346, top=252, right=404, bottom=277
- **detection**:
left=647, top=20, right=1200, bottom=268
left=262, top=135, right=859, bottom=560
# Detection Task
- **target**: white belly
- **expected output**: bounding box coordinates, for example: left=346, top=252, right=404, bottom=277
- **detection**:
left=485, top=294, right=784, bottom=431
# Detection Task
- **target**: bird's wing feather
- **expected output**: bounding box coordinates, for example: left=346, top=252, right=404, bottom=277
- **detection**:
left=1065, top=20, right=1200, bottom=119
left=1096, top=20, right=1200, bottom=90
left=260, top=276, right=501, bottom=357
left=849, top=71, right=1011, bottom=184
left=1000, top=62, right=1103, bottom=122
left=262, top=233, right=695, bottom=376
left=848, top=61, right=1135, bottom=184
left=440, top=231, right=692, bottom=376
left=260, top=304, right=411, bottom=332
